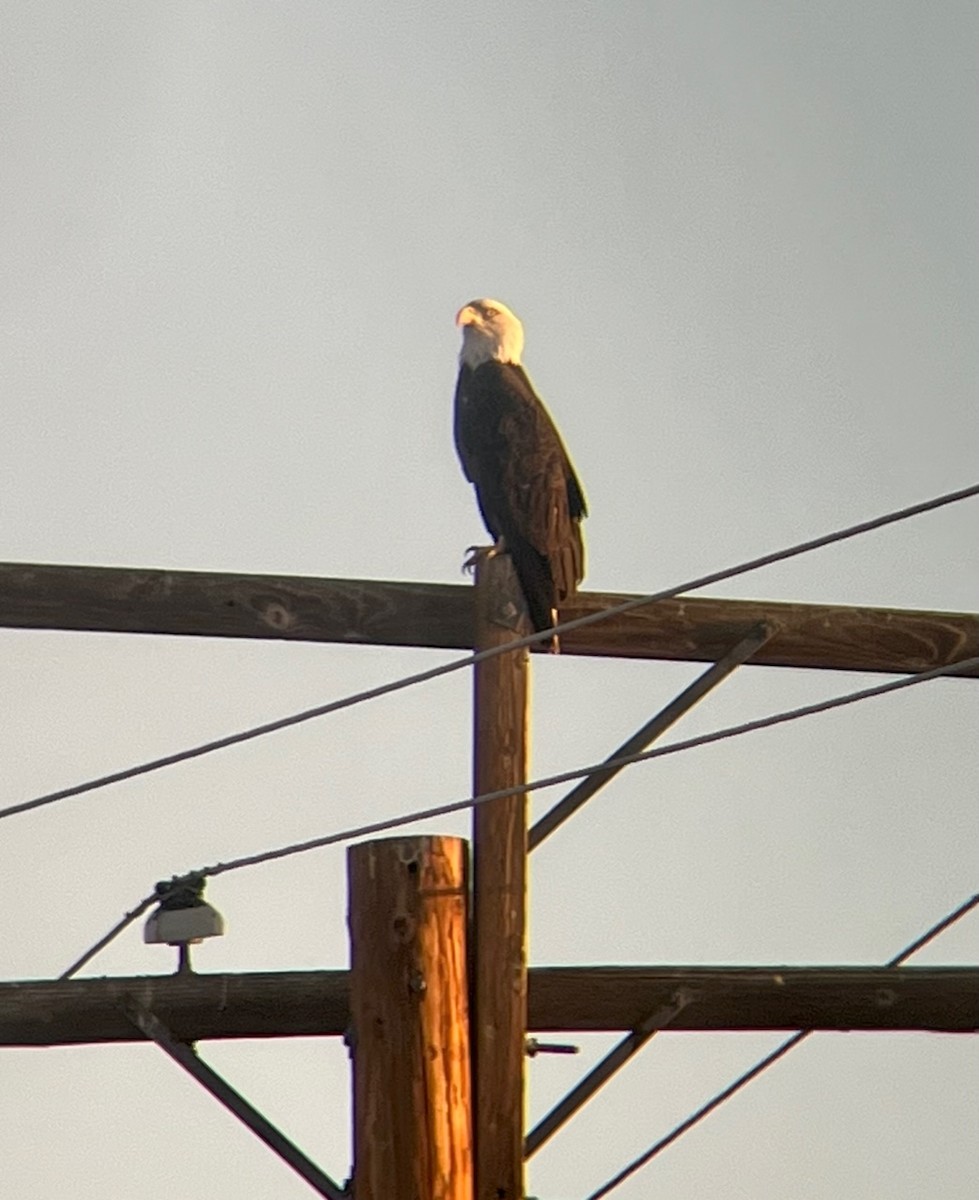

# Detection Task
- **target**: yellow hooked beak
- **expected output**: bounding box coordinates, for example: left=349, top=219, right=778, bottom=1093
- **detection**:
left=455, top=303, right=480, bottom=328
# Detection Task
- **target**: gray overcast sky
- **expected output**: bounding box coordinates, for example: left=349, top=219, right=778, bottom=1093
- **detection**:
left=2, top=2, right=977, bottom=1198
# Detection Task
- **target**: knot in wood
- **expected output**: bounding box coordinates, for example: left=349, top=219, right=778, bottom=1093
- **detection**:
left=258, top=600, right=297, bottom=631
left=391, top=913, right=416, bottom=943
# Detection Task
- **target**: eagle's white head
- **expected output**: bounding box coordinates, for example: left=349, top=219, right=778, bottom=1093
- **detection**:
left=456, top=298, right=524, bottom=368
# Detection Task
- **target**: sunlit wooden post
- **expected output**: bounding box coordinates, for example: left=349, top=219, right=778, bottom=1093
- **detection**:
left=471, top=553, right=530, bottom=1200
left=348, top=836, right=473, bottom=1200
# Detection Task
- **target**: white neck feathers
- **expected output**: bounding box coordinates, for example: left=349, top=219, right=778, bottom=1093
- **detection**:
left=459, top=335, right=522, bottom=369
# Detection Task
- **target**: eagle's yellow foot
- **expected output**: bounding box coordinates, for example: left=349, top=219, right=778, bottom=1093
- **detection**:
left=546, top=608, right=560, bottom=654
left=462, top=539, right=506, bottom=575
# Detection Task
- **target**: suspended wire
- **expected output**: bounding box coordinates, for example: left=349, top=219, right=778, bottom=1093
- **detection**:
left=59, top=895, right=157, bottom=981
left=59, top=654, right=978, bottom=979
left=583, top=891, right=979, bottom=1200
left=3, top=481, right=977, bottom=826
left=200, top=654, right=979, bottom=880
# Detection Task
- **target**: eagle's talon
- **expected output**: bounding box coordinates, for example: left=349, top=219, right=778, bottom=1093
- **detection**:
left=462, top=540, right=505, bottom=574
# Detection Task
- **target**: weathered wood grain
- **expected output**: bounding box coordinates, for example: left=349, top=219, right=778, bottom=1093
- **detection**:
left=471, top=555, right=529, bottom=1200
left=2, top=967, right=974, bottom=1045
left=1, top=561, right=975, bottom=675
left=348, top=836, right=472, bottom=1200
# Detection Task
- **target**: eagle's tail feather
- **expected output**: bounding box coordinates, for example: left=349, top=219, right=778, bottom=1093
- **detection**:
left=507, top=540, right=562, bottom=651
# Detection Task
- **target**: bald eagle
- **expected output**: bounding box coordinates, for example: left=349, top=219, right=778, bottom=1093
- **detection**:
left=454, top=298, right=587, bottom=648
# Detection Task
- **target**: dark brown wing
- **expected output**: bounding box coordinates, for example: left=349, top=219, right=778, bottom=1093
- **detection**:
left=454, top=361, right=586, bottom=631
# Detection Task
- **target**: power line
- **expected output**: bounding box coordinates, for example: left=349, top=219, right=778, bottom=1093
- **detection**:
left=583, top=891, right=979, bottom=1200
left=59, top=895, right=158, bottom=981
left=4, top=481, right=977, bottom=826
left=195, top=654, right=979, bottom=879
left=60, top=654, right=978, bottom=980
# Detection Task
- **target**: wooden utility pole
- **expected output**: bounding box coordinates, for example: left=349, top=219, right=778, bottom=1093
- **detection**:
left=348, top=836, right=472, bottom=1200
left=2, top=558, right=977, bottom=1193
left=471, top=554, right=530, bottom=1200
